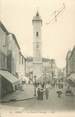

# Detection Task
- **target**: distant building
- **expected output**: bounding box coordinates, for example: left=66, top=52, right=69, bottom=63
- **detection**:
left=63, top=67, right=66, bottom=78
left=19, top=53, right=26, bottom=81
left=66, top=46, right=75, bottom=76
left=66, top=50, right=71, bottom=76
left=25, top=57, right=58, bottom=82
left=42, top=58, right=51, bottom=74
left=25, top=57, right=33, bottom=77
left=32, top=12, right=43, bottom=79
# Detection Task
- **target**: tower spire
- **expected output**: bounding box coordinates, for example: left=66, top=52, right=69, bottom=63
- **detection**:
left=36, top=11, right=39, bottom=16
left=32, top=12, right=43, bottom=79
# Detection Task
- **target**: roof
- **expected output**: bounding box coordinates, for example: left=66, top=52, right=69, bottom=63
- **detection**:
left=9, top=33, right=20, bottom=49
left=0, top=70, right=19, bottom=84
left=22, top=55, right=26, bottom=61
left=26, top=57, right=53, bottom=63
left=0, top=21, right=9, bottom=35
left=26, top=57, right=33, bottom=62
left=36, top=11, right=39, bottom=17
left=50, top=59, right=55, bottom=62
left=69, top=46, right=75, bottom=60
left=42, top=58, right=50, bottom=62
left=0, top=21, right=21, bottom=50
left=32, top=11, right=42, bottom=24
left=66, top=50, right=71, bottom=60
left=20, top=52, right=26, bottom=60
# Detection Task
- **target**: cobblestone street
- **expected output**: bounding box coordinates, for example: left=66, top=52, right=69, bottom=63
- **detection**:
left=1, top=85, right=75, bottom=113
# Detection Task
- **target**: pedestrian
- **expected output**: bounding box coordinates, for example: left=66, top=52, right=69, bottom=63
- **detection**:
left=37, top=88, right=40, bottom=100
left=45, top=83, right=49, bottom=100
left=40, top=87, right=44, bottom=100
left=57, top=90, right=62, bottom=97
left=45, top=88, right=49, bottom=100
left=37, top=83, right=42, bottom=100
left=42, top=82, right=45, bottom=88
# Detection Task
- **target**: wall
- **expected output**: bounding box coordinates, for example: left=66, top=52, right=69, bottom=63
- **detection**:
left=25, top=59, right=33, bottom=77
left=0, top=26, right=8, bottom=70
left=66, top=50, right=71, bottom=76
left=19, top=54, right=26, bottom=80
left=1, top=76, right=13, bottom=98
left=69, top=48, right=75, bottom=73
left=7, top=34, right=20, bottom=77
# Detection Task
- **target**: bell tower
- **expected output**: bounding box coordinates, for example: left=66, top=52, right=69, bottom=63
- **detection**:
left=32, top=11, right=43, bottom=79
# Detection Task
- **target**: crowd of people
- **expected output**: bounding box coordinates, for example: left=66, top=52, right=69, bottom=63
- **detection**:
left=36, top=83, right=50, bottom=100
left=35, top=81, right=64, bottom=99
left=35, top=80, right=74, bottom=100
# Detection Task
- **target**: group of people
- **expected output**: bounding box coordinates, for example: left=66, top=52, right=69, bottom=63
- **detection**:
left=36, top=83, right=50, bottom=100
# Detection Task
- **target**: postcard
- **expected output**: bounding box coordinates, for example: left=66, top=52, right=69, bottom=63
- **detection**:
left=0, top=0, right=75, bottom=116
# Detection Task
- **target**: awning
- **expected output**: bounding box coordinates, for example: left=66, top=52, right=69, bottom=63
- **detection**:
left=67, top=73, right=75, bottom=82
left=0, top=70, right=19, bottom=84
left=67, top=73, right=75, bottom=87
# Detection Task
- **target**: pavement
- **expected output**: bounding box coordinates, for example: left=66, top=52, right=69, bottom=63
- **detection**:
left=1, top=84, right=35, bottom=103
left=2, top=86, right=75, bottom=112
left=1, top=85, right=75, bottom=113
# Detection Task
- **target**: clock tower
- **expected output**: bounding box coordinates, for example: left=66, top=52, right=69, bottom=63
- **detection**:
left=32, top=11, right=43, bottom=80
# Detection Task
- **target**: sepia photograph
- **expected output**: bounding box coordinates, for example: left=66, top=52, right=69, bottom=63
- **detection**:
left=0, top=0, right=75, bottom=116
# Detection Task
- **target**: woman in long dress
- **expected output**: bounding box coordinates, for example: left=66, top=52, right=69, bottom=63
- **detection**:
left=37, top=88, right=40, bottom=100
left=45, top=84, right=49, bottom=100
left=40, top=87, right=44, bottom=100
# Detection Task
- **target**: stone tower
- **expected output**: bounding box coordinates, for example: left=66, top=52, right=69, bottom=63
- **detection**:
left=32, top=11, right=43, bottom=80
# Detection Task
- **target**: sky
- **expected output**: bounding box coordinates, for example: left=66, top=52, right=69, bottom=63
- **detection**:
left=0, top=0, right=75, bottom=68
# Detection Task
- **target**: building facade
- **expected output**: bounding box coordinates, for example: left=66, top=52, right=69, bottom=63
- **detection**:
left=25, top=57, right=58, bottom=83
left=66, top=46, right=75, bottom=77
left=0, top=21, right=26, bottom=99
left=19, top=53, right=26, bottom=81
left=0, top=22, right=20, bottom=99
left=69, top=46, right=75, bottom=74
left=7, top=33, right=26, bottom=81
left=66, top=46, right=75, bottom=92
left=66, top=50, right=72, bottom=76
left=7, top=33, right=20, bottom=76
left=0, top=21, right=9, bottom=70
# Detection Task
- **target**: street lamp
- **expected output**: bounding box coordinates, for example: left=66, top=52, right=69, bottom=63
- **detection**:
left=34, top=75, right=36, bottom=96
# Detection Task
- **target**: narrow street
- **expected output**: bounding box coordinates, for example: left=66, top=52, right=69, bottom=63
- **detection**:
left=1, top=85, right=75, bottom=113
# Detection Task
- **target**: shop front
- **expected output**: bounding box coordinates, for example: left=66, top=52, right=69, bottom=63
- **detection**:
left=0, top=70, right=20, bottom=99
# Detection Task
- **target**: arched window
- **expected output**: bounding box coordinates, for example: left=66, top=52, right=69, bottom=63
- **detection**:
left=36, top=32, right=39, bottom=37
